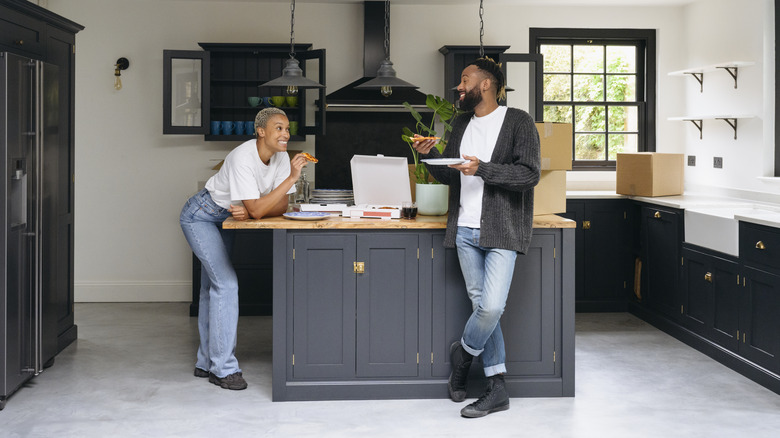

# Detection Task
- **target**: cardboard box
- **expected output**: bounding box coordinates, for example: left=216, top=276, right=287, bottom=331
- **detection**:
left=536, top=122, right=573, bottom=171
left=533, top=170, right=567, bottom=216
left=616, top=153, right=684, bottom=197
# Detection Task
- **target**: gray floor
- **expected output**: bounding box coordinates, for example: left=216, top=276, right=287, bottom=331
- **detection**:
left=2, top=304, right=780, bottom=437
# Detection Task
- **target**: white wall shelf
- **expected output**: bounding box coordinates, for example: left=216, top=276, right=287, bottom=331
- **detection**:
left=668, top=115, right=755, bottom=140
left=668, top=61, right=754, bottom=92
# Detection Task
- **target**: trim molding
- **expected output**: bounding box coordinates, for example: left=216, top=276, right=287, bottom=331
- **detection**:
left=75, top=281, right=191, bottom=302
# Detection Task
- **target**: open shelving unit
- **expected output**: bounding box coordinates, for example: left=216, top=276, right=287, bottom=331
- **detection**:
left=668, top=115, right=755, bottom=140
left=668, top=61, right=754, bottom=92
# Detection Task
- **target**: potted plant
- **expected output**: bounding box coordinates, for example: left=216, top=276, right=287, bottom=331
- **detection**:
left=401, top=94, right=462, bottom=215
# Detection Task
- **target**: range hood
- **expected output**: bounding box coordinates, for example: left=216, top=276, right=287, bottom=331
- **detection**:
left=325, top=1, right=428, bottom=110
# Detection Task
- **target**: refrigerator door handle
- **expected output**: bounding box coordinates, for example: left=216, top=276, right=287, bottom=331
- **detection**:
left=32, top=59, right=44, bottom=375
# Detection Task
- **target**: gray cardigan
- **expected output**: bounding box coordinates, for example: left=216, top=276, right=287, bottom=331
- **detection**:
left=423, top=107, right=541, bottom=254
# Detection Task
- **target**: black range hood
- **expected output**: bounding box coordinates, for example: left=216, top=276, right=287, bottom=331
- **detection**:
left=325, top=1, right=428, bottom=110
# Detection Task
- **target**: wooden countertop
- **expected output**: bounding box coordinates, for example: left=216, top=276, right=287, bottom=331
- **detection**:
left=223, top=214, right=575, bottom=230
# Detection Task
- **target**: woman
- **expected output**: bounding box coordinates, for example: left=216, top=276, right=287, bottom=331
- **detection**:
left=179, top=107, right=309, bottom=390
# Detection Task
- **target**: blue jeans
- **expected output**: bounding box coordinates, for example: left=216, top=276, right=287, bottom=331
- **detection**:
left=179, top=188, right=240, bottom=378
left=456, top=226, right=517, bottom=377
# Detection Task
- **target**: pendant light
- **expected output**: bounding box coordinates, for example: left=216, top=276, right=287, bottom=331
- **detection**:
left=260, top=0, right=324, bottom=96
left=355, top=0, right=418, bottom=97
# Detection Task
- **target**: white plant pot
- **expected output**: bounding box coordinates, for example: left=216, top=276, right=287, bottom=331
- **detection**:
left=415, top=184, right=449, bottom=216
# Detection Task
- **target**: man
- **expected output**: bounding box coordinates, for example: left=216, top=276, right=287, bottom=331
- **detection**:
left=179, top=108, right=309, bottom=390
left=413, top=57, right=541, bottom=417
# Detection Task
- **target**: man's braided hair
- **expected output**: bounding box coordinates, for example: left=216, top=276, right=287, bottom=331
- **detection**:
left=468, top=56, right=507, bottom=102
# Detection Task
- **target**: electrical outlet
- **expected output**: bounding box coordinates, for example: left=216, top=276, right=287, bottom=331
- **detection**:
left=714, top=157, right=723, bottom=169
left=688, top=155, right=696, bottom=166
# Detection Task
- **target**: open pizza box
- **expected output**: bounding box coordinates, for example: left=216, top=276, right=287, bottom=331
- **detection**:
left=345, top=154, right=412, bottom=219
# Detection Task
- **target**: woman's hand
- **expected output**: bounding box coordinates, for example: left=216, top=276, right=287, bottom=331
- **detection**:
left=288, top=152, right=309, bottom=182
left=229, top=204, right=249, bottom=221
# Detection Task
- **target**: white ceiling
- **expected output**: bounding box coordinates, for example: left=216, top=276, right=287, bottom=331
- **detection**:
left=170, top=0, right=695, bottom=6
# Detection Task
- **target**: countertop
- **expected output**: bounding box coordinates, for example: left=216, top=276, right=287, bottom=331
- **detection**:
left=223, top=214, right=575, bottom=230
left=566, top=191, right=780, bottom=229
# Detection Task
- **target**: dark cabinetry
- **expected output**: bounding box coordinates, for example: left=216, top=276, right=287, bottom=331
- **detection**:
left=563, top=199, right=633, bottom=311
left=163, top=43, right=325, bottom=140
left=640, top=204, right=683, bottom=319
left=273, top=228, right=574, bottom=401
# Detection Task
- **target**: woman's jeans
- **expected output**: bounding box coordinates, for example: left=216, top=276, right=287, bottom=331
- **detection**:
left=455, top=226, right=517, bottom=377
left=179, top=188, right=240, bottom=378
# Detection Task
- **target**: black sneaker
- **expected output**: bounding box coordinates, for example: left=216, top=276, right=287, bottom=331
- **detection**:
left=194, top=368, right=209, bottom=378
left=460, top=374, right=509, bottom=418
left=209, top=372, right=248, bottom=390
left=448, top=341, right=473, bottom=402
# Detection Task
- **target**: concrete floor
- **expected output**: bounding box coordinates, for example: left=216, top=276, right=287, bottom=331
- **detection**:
left=1, top=303, right=780, bottom=437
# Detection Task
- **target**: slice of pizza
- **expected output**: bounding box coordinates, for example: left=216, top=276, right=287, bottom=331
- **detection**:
left=302, top=152, right=318, bottom=163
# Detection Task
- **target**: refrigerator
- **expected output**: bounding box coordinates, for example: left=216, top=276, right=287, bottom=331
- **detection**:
left=1, top=52, right=59, bottom=410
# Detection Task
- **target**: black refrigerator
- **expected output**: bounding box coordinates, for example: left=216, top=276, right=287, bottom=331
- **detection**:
left=1, top=51, right=59, bottom=410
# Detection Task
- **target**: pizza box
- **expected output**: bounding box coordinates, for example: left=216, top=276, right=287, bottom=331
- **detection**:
left=349, top=154, right=412, bottom=219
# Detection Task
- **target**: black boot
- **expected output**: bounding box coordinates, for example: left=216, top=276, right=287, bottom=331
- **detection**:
left=448, top=341, right=473, bottom=402
left=460, top=374, right=509, bottom=418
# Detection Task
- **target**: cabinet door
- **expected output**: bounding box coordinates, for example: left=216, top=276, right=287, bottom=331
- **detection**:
left=291, top=234, right=356, bottom=379
left=561, top=200, right=585, bottom=303
left=355, top=234, right=418, bottom=377
left=296, top=49, right=326, bottom=136
left=582, top=201, right=631, bottom=307
left=681, top=247, right=709, bottom=335
left=642, top=206, right=681, bottom=319
left=740, top=267, right=780, bottom=373
left=163, top=50, right=210, bottom=134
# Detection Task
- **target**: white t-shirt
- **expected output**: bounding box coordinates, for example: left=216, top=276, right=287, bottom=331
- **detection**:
left=205, top=140, right=296, bottom=209
left=457, top=106, right=508, bottom=228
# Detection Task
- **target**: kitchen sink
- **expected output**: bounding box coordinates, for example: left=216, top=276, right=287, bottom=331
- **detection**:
left=684, top=205, right=772, bottom=256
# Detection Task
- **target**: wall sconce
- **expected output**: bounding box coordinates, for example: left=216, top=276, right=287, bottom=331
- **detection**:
left=114, top=57, right=129, bottom=90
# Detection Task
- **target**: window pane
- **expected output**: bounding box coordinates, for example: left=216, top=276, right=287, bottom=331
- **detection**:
left=573, top=45, right=604, bottom=73
left=541, top=45, right=571, bottom=73
left=544, top=74, right=571, bottom=101
left=171, top=58, right=203, bottom=127
left=608, top=134, right=638, bottom=159
left=575, top=134, right=605, bottom=160
left=607, top=46, right=636, bottom=73
left=573, top=75, right=604, bottom=101
left=607, top=75, right=636, bottom=101
left=544, top=105, right=572, bottom=123
left=575, top=106, right=605, bottom=132
left=608, top=106, right=638, bottom=132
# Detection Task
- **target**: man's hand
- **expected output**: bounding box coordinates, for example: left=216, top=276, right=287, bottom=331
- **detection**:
left=449, top=154, right=479, bottom=176
left=410, top=135, right=439, bottom=155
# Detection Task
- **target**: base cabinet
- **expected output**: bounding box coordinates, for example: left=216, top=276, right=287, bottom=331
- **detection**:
left=272, top=228, right=574, bottom=401
left=641, top=205, right=683, bottom=320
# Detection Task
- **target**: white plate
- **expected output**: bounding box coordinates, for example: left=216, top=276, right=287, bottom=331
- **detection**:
left=421, top=158, right=468, bottom=165
left=283, top=212, right=332, bottom=221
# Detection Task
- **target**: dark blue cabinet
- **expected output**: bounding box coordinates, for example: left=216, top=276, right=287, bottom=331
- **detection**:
left=641, top=205, right=683, bottom=320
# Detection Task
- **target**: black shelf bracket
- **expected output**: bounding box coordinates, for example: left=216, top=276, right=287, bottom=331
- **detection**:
left=686, top=119, right=704, bottom=139
left=716, top=117, right=739, bottom=140
left=686, top=72, right=704, bottom=93
left=716, top=66, right=740, bottom=89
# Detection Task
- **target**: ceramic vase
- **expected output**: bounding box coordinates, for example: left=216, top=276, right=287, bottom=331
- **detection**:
left=415, top=183, right=449, bottom=216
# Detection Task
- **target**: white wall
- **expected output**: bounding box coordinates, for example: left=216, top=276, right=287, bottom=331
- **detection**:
left=41, top=0, right=757, bottom=302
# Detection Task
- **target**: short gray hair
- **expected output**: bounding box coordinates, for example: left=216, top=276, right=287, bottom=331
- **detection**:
left=253, top=107, right=287, bottom=135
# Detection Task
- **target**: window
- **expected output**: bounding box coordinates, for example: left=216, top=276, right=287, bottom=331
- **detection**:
left=530, top=29, right=656, bottom=170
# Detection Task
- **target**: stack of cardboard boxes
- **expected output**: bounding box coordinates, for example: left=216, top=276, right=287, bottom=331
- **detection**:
left=533, top=122, right=572, bottom=215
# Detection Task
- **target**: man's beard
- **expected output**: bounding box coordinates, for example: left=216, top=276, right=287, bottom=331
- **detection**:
left=459, top=86, right=482, bottom=112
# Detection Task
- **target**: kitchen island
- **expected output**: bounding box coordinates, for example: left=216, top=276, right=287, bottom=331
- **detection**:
left=223, top=214, right=575, bottom=401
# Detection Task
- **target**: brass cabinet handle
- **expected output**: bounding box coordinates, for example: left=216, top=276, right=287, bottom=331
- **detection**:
left=654, top=211, right=661, bottom=219
left=353, top=261, right=365, bottom=274
left=704, top=272, right=713, bottom=283
left=582, top=220, right=591, bottom=230
left=756, top=241, right=766, bottom=250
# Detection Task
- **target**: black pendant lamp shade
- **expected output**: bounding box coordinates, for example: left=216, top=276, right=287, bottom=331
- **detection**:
left=354, top=0, right=417, bottom=97
left=260, top=0, right=324, bottom=95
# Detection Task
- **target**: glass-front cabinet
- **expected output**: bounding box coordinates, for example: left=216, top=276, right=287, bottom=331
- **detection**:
left=163, top=43, right=325, bottom=141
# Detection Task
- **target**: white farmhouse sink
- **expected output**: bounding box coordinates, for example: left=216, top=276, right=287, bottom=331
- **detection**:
left=684, top=205, right=772, bottom=256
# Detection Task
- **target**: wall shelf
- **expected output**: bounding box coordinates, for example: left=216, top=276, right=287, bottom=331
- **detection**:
left=668, top=61, right=754, bottom=92
left=668, top=115, right=755, bottom=140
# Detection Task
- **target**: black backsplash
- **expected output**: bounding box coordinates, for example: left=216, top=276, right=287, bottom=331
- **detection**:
left=315, top=111, right=431, bottom=189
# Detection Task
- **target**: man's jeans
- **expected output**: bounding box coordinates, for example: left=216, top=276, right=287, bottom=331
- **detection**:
left=180, top=188, right=240, bottom=378
left=456, top=226, right=517, bottom=377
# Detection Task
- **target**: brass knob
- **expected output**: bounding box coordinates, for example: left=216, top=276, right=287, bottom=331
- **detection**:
left=654, top=211, right=661, bottom=219
left=704, top=272, right=713, bottom=283
left=756, top=241, right=766, bottom=250
left=582, top=220, right=591, bottom=230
